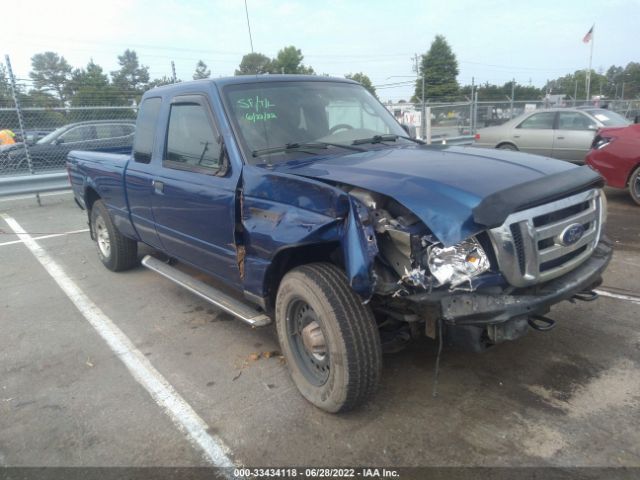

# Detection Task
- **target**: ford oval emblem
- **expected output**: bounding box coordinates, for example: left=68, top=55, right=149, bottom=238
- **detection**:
left=560, top=223, right=585, bottom=246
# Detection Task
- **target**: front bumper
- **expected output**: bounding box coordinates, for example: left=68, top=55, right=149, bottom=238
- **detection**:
left=439, top=239, right=612, bottom=326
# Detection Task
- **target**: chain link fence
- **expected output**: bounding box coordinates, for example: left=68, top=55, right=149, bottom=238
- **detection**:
left=0, top=106, right=137, bottom=176
left=386, top=99, right=640, bottom=140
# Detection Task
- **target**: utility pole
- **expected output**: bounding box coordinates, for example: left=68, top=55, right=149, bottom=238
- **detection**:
left=244, top=0, right=254, bottom=53
left=574, top=81, right=578, bottom=106
left=586, top=26, right=594, bottom=101
left=413, top=53, right=427, bottom=140
left=621, top=82, right=625, bottom=100
left=5, top=54, right=39, bottom=205
left=510, top=78, right=515, bottom=119
left=470, top=76, right=475, bottom=134
left=171, top=61, right=177, bottom=83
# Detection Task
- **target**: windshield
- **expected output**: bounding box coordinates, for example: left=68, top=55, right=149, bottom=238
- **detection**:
left=36, top=125, right=68, bottom=144
left=585, top=109, right=631, bottom=127
left=222, top=81, right=408, bottom=165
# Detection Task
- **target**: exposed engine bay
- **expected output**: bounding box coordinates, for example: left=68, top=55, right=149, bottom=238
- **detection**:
left=340, top=186, right=496, bottom=352
left=346, top=187, right=491, bottom=297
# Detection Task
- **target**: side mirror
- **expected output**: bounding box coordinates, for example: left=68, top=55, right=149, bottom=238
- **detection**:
left=26, top=134, right=36, bottom=145
left=54, top=138, right=64, bottom=145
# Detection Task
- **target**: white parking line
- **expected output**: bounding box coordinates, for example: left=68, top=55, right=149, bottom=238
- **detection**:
left=1, top=213, right=236, bottom=471
left=594, top=289, right=640, bottom=305
left=0, top=228, right=89, bottom=247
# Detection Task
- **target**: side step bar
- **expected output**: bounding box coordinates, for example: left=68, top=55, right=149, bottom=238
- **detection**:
left=141, top=255, right=272, bottom=327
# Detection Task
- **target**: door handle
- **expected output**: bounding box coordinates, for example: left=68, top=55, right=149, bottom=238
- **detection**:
left=513, top=135, right=520, bottom=138
left=153, top=180, right=164, bottom=194
left=557, top=136, right=565, bottom=140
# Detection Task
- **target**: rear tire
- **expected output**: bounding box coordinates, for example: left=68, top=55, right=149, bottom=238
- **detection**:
left=275, top=263, right=382, bottom=413
left=629, top=166, right=640, bottom=206
left=497, top=143, right=518, bottom=151
left=90, top=200, right=138, bottom=271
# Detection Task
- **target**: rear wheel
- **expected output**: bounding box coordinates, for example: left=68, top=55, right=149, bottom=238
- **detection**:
left=275, top=263, right=382, bottom=413
left=90, top=200, right=138, bottom=271
left=497, top=143, right=518, bottom=151
left=629, top=166, right=640, bottom=206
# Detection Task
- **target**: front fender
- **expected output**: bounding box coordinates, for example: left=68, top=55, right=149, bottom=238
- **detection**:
left=241, top=166, right=379, bottom=300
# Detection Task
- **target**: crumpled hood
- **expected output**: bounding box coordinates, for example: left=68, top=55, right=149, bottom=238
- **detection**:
left=274, top=145, right=578, bottom=246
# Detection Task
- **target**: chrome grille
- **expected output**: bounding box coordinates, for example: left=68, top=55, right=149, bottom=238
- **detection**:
left=488, top=189, right=604, bottom=287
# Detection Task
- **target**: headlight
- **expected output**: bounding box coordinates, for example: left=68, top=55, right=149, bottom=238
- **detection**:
left=427, top=238, right=490, bottom=288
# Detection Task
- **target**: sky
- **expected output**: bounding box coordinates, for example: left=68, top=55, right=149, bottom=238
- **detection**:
left=1, top=0, right=639, bottom=102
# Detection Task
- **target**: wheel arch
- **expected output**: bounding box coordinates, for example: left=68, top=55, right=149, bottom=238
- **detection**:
left=496, top=141, right=519, bottom=150
left=262, top=241, right=342, bottom=311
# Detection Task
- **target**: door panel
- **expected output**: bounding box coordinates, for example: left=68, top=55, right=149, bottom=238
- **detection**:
left=125, top=97, right=163, bottom=248
left=150, top=95, right=240, bottom=283
left=151, top=171, right=240, bottom=283
left=552, top=112, right=597, bottom=162
left=125, top=163, right=162, bottom=248
left=513, top=112, right=556, bottom=157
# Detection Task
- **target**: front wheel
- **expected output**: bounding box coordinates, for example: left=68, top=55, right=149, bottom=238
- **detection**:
left=90, top=200, right=138, bottom=271
left=275, top=263, right=382, bottom=413
left=629, top=166, right=640, bottom=206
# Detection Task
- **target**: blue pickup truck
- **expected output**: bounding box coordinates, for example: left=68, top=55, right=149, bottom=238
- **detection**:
left=67, top=75, right=612, bottom=413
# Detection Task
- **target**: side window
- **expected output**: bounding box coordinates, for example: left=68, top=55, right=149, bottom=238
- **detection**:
left=95, top=124, right=118, bottom=139
left=517, top=112, right=556, bottom=129
left=557, top=112, right=597, bottom=131
left=164, top=102, right=221, bottom=172
left=134, top=97, right=162, bottom=163
left=60, top=126, right=95, bottom=143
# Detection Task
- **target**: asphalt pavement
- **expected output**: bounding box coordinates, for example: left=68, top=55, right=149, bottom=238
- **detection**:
left=0, top=185, right=639, bottom=469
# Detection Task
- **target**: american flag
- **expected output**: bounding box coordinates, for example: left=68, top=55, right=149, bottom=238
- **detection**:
left=583, top=25, right=594, bottom=43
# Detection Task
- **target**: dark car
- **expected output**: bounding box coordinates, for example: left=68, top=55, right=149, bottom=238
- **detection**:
left=0, top=120, right=135, bottom=173
left=586, top=124, right=640, bottom=205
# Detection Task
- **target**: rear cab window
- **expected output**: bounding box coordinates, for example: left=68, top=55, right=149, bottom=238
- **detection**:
left=133, top=97, right=162, bottom=163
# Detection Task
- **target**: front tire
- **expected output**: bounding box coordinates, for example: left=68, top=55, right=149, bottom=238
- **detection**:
left=90, top=200, right=138, bottom=271
left=276, top=263, right=382, bottom=413
left=629, top=166, right=640, bottom=206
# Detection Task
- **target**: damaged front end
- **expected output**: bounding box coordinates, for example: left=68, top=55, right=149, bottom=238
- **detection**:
left=336, top=185, right=506, bottom=352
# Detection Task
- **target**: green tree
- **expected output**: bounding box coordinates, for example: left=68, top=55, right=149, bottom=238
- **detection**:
left=272, top=46, right=314, bottom=74
left=547, top=70, right=607, bottom=101
left=414, top=35, right=459, bottom=102
left=235, top=53, right=273, bottom=75
left=147, top=76, right=176, bottom=89
left=193, top=60, right=211, bottom=80
left=29, top=51, right=73, bottom=106
left=345, top=72, right=377, bottom=98
left=0, top=63, right=14, bottom=107
left=67, top=60, right=120, bottom=106
left=110, top=49, right=150, bottom=99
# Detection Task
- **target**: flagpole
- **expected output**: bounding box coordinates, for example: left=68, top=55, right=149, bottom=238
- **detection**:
left=586, top=25, right=594, bottom=101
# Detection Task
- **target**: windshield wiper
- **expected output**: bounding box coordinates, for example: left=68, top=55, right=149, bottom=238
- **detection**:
left=352, top=134, right=424, bottom=146
left=252, top=141, right=365, bottom=158
left=252, top=142, right=329, bottom=158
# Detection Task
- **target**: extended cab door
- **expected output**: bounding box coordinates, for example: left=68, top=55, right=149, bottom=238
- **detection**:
left=552, top=111, right=598, bottom=162
left=125, top=97, right=164, bottom=248
left=150, top=94, right=240, bottom=284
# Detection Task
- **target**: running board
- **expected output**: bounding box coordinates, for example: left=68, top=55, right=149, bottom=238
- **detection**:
left=141, top=255, right=272, bottom=327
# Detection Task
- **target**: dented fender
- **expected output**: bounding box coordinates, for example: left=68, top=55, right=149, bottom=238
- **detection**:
left=239, top=165, right=379, bottom=300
